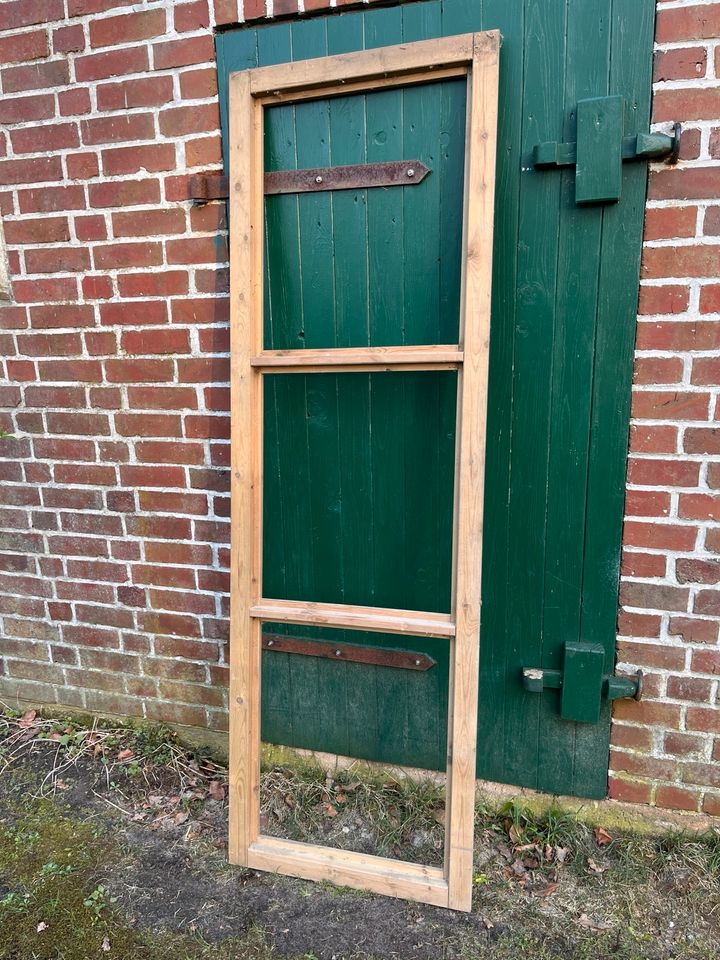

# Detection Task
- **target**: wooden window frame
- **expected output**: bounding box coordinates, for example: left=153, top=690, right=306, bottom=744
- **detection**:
left=228, top=30, right=499, bottom=913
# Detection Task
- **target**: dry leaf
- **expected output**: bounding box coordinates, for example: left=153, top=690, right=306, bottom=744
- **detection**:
left=36, top=922, right=47, bottom=933
left=577, top=913, right=613, bottom=932
left=508, top=824, right=523, bottom=845
left=19, top=710, right=37, bottom=728
left=208, top=781, right=225, bottom=802
left=335, top=793, right=347, bottom=804
left=323, top=802, right=338, bottom=818
left=555, top=845, right=570, bottom=863
left=433, top=807, right=446, bottom=825
left=173, top=811, right=189, bottom=825
left=594, top=827, right=612, bottom=847
left=116, top=749, right=134, bottom=762
left=101, top=935, right=111, bottom=952
left=535, top=881, right=558, bottom=898
left=587, top=857, right=610, bottom=875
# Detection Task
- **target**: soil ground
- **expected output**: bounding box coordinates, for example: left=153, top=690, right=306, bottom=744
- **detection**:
left=0, top=709, right=718, bottom=959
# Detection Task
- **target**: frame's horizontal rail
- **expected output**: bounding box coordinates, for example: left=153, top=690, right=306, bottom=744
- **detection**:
left=258, top=66, right=469, bottom=106
left=250, top=34, right=474, bottom=96
left=251, top=598, right=456, bottom=638
left=247, top=837, right=449, bottom=907
left=251, top=345, right=464, bottom=370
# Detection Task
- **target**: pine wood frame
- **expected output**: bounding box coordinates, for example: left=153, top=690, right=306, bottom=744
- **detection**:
left=229, top=30, right=499, bottom=913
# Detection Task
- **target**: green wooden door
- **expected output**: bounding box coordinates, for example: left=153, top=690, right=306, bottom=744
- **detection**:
left=217, top=0, right=655, bottom=800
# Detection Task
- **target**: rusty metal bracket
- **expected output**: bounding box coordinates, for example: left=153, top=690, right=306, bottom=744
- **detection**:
left=188, top=160, right=430, bottom=204
left=265, top=159, right=430, bottom=195
left=262, top=632, right=436, bottom=671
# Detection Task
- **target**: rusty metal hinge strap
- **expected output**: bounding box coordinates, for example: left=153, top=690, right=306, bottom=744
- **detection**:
left=188, top=160, right=430, bottom=204
left=262, top=632, right=436, bottom=671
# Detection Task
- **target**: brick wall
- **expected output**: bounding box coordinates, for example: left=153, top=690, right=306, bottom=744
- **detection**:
left=0, top=0, right=718, bottom=813
left=610, top=0, right=720, bottom=816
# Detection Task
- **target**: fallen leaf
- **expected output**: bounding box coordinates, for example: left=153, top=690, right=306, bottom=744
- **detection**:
left=335, top=793, right=347, bottom=804
left=173, top=811, right=189, bottom=826
left=535, top=881, right=558, bottom=898
left=323, top=802, right=338, bottom=818
left=576, top=913, right=613, bottom=932
left=434, top=807, right=446, bottom=825
left=19, top=710, right=37, bottom=728
left=544, top=844, right=554, bottom=862
left=36, top=922, right=47, bottom=933
left=116, top=749, right=134, bottom=762
left=208, top=781, right=225, bottom=802
left=508, top=824, right=523, bottom=845
left=594, top=827, right=612, bottom=847
left=101, top=935, right=111, bottom=952
left=483, top=918, right=494, bottom=929
left=555, top=845, right=570, bottom=864
left=587, top=857, right=610, bottom=875
left=283, top=794, right=295, bottom=809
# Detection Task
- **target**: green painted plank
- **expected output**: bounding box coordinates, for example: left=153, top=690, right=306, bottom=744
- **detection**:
left=537, top=0, right=612, bottom=798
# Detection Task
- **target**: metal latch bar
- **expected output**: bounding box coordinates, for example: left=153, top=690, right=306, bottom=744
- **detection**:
left=262, top=632, right=436, bottom=671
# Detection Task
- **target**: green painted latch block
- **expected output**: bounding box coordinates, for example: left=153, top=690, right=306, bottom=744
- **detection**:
left=561, top=642, right=606, bottom=724
left=575, top=96, right=624, bottom=204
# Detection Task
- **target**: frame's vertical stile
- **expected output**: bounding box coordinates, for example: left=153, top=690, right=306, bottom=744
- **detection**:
left=229, top=72, right=263, bottom=865
left=445, top=33, right=500, bottom=912
left=229, top=32, right=500, bottom=911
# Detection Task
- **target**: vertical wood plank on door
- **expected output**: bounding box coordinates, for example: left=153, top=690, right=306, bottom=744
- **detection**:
left=538, top=0, right=611, bottom=796
left=445, top=33, right=499, bottom=912
left=228, top=71, right=263, bottom=865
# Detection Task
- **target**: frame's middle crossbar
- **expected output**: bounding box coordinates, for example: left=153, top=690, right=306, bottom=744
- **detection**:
left=251, top=598, right=456, bottom=638
left=252, top=344, right=464, bottom=372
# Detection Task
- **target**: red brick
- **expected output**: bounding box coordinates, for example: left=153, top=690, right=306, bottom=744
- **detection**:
left=653, top=87, right=720, bottom=124
left=655, top=785, right=699, bottom=812
left=121, top=327, right=189, bottom=355
left=678, top=127, right=702, bottom=162
left=704, top=206, right=720, bottom=238
left=82, top=275, right=114, bottom=300
left=58, top=88, right=92, bottom=117
left=667, top=675, right=713, bottom=703
left=112, top=207, right=185, bottom=237
left=171, top=297, right=229, bottom=326
left=0, top=156, right=63, bottom=186
left=37, top=359, right=102, bottom=383
left=3, top=217, right=69, bottom=245
left=94, top=241, right=163, bottom=270
left=53, top=24, right=85, bottom=54
left=707, top=528, right=720, bottom=553
left=139, top=489, right=208, bottom=516
left=654, top=46, right=707, bottom=82
left=2, top=60, right=68, bottom=93
left=75, top=214, right=107, bottom=241
left=676, top=557, right=720, bottom=585
left=190, top=203, right=226, bottom=234
left=174, top=0, right=210, bottom=31
left=159, top=103, right=220, bottom=137
left=621, top=550, right=666, bottom=579
left=686, top=707, right=720, bottom=734
left=81, top=113, right=154, bottom=147
left=46, top=412, right=110, bottom=437
left=694, top=589, right=720, bottom=616
left=14, top=277, right=78, bottom=302
left=127, top=386, right=197, bottom=410
left=104, top=358, right=174, bottom=383
left=86, top=331, right=117, bottom=355
left=167, top=235, right=228, bottom=265
left=649, top=167, right=720, bottom=202
left=668, top=616, right=719, bottom=645
left=89, top=178, right=160, bottom=208
left=75, top=46, right=149, bottom=83
left=118, top=270, right=189, bottom=298
left=711, top=127, right=720, bottom=160
left=204, top=387, right=229, bottom=411
left=3, top=0, right=65, bottom=29
left=139, top=612, right=201, bottom=639
left=214, top=0, right=239, bottom=23
left=153, top=35, right=214, bottom=70
left=684, top=427, right=720, bottom=455
left=177, top=357, right=230, bottom=383
left=18, top=185, right=85, bottom=214
left=25, top=246, right=90, bottom=274
left=90, top=8, right=166, bottom=47
left=627, top=458, right=699, bottom=487
left=145, top=541, right=212, bottom=566
left=624, top=489, right=671, bottom=518
left=691, top=356, right=720, bottom=386
left=18, top=331, right=82, bottom=357
left=96, top=76, right=174, bottom=111
left=12, top=122, right=79, bottom=155
left=699, top=284, right=720, bottom=313
left=135, top=440, right=204, bottom=465
left=133, top=564, right=196, bottom=590
left=0, top=93, right=54, bottom=124
left=644, top=205, right=697, bottom=241
left=143, top=658, right=206, bottom=682
left=98, top=302, right=167, bottom=329
left=0, top=29, right=50, bottom=65
left=664, top=732, right=705, bottom=757
left=119, top=464, right=187, bottom=488
left=179, top=67, right=218, bottom=100
left=607, top=777, right=653, bottom=804
left=612, top=698, right=682, bottom=728
left=67, top=151, right=100, bottom=180
left=633, top=356, right=684, bottom=386
left=642, top=245, right=720, bottom=281
left=144, top=701, right=206, bottom=726
left=619, top=581, right=690, bottom=613
left=637, top=321, right=720, bottom=352
left=656, top=5, right=720, bottom=42
left=679, top=493, right=720, bottom=521
left=610, top=724, right=653, bottom=751
left=692, top=650, right=720, bottom=678
left=115, top=413, right=183, bottom=438
left=102, top=143, right=176, bottom=177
